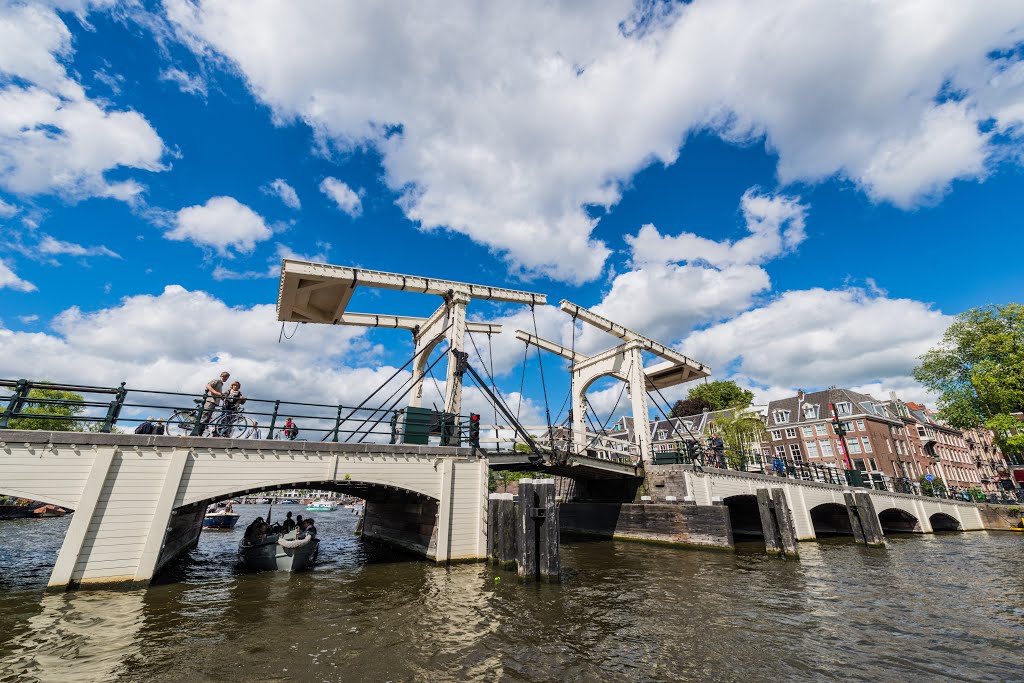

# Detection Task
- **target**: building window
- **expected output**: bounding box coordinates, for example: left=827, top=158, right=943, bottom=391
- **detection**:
left=856, top=419, right=865, bottom=431
left=869, top=458, right=878, bottom=470
left=836, top=402, right=852, bottom=416
left=786, top=428, right=797, bottom=439
left=819, top=439, right=834, bottom=457
left=802, top=404, right=819, bottom=419
left=775, top=445, right=786, bottom=456
left=847, top=438, right=862, bottom=454
left=853, top=458, right=866, bottom=470
left=861, top=437, right=872, bottom=453
left=774, top=410, right=791, bottom=424
left=842, top=421, right=855, bottom=433
left=801, top=425, right=814, bottom=438
left=887, top=439, right=893, bottom=453
left=771, top=430, right=782, bottom=440
left=815, top=423, right=827, bottom=436
left=806, top=441, right=819, bottom=457
left=658, top=430, right=667, bottom=441
left=789, top=443, right=802, bottom=459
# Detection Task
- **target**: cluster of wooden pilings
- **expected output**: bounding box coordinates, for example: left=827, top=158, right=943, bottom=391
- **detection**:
left=487, top=479, right=560, bottom=581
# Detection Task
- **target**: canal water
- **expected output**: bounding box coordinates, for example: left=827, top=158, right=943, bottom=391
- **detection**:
left=1, top=505, right=1022, bottom=682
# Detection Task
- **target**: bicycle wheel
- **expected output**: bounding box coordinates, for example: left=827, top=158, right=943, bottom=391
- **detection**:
left=214, top=412, right=247, bottom=438
left=167, top=410, right=198, bottom=436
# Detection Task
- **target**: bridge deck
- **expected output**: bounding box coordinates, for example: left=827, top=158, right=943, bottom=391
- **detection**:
left=488, top=452, right=641, bottom=480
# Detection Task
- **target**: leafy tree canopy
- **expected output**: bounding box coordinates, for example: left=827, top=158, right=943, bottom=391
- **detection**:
left=669, top=396, right=712, bottom=418
left=686, top=380, right=754, bottom=412
left=8, top=387, right=87, bottom=432
left=913, top=303, right=1024, bottom=429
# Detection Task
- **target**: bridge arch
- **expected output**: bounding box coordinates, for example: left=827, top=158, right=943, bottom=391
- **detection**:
left=178, top=479, right=436, bottom=511
left=877, top=507, right=921, bottom=533
left=0, top=488, right=76, bottom=512
left=809, top=502, right=853, bottom=536
left=929, top=512, right=961, bottom=532
left=722, top=494, right=762, bottom=539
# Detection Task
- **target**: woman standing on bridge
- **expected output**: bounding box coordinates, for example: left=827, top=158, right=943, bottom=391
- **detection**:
left=215, top=381, right=247, bottom=437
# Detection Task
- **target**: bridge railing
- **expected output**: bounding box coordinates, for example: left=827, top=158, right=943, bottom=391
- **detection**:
left=648, top=441, right=1024, bottom=503
left=479, top=424, right=640, bottom=464
left=0, top=378, right=476, bottom=446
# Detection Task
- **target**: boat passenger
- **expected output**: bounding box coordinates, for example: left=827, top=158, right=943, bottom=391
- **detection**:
left=282, top=511, right=295, bottom=533
left=302, top=518, right=317, bottom=537
left=243, top=516, right=265, bottom=544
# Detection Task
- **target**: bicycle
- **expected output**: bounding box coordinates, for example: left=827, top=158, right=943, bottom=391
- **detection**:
left=166, top=399, right=260, bottom=438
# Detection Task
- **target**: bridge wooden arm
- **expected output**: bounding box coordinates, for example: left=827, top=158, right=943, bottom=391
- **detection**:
left=514, top=330, right=586, bottom=363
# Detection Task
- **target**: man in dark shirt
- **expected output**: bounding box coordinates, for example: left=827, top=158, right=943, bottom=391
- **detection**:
left=302, top=518, right=317, bottom=537
left=282, top=511, right=295, bottom=533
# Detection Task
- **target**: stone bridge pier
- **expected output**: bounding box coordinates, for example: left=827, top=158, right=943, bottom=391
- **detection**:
left=0, top=431, right=488, bottom=590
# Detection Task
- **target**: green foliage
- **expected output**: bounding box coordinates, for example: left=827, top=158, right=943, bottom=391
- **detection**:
left=918, top=475, right=946, bottom=497
left=710, top=411, right=765, bottom=469
left=913, top=303, right=1024, bottom=429
left=966, top=487, right=985, bottom=502
left=488, top=469, right=548, bottom=493
left=984, top=413, right=1024, bottom=458
left=686, top=381, right=754, bottom=412
left=8, top=387, right=87, bottom=432
left=669, top=396, right=712, bottom=418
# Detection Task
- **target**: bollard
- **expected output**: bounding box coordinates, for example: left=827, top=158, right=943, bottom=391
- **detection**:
left=487, top=493, right=516, bottom=568
left=515, top=479, right=560, bottom=582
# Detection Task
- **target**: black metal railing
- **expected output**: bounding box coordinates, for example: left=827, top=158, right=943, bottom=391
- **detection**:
left=0, top=378, right=475, bottom=447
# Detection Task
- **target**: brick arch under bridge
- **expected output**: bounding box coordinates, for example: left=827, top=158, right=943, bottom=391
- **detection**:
left=0, top=430, right=489, bottom=590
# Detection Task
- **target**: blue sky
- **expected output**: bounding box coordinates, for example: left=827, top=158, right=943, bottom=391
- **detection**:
left=2, top=1, right=1023, bottom=423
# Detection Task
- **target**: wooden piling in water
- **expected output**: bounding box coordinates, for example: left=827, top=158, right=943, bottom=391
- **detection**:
left=487, top=493, right=517, bottom=568
left=513, top=478, right=561, bottom=582
left=844, top=491, right=885, bottom=547
left=756, top=488, right=799, bottom=558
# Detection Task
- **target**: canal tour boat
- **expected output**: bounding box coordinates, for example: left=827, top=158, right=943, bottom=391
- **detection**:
left=306, top=499, right=337, bottom=511
left=237, top=530, right=319, bottom=571
left=202, top=507, right=241, bottom=530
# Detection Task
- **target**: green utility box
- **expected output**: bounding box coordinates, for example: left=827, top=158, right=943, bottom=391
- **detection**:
left=401, top=406, right=435, bottom=445
left=399, top=407, right=458, bottom=446
left=846, top=469, right=866, bottom=488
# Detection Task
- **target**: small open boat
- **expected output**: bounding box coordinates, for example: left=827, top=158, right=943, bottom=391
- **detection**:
left=203, top=509, right=240, bottom=529
left=237, top=531, right=319, bottom=571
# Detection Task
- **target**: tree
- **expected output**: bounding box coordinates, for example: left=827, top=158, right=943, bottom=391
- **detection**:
left=984, top=413, right=1024, bottom=459
left=913, top=303, right=1024, bottom=429
left=687, top=380, right=754, bottom=412
left=8, top=387, right=87, bottom=432
left=710, top=411, right=766, bottom=469
left=919, top=475, right=946, bottom=497
left=669, top=396, right=712, bottom=418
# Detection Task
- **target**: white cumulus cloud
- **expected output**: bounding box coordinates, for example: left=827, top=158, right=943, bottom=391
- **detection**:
left=0, top=259, right=36, bottom=292
left=164, top=0, right=1024, bottom=283
left=263, top=178, right=301, bottom=210
left=319, top=177, right=362, bottom=217
left=0, top=3, right=166, bottom=202
left=166, top=196, right=273, bottom=256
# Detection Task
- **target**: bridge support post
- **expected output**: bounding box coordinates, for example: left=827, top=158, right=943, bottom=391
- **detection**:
left=133, top=449, right=190, bottom=583
left=487, top=492, right=517, bottom=568
left=48, top=448, right=116, bottom=590
left=844, top=491, right=885, bottom=547
left=756, top=488, right=799, bottom=558
left=515, top=479, right=560, bottom=581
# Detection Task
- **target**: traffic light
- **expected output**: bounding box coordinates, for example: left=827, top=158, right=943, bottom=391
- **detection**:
left=469, top=413, right=481, bottom=449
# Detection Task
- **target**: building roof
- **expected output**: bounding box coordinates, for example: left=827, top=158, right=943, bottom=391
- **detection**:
left=765, top=388, right=903, bottom=427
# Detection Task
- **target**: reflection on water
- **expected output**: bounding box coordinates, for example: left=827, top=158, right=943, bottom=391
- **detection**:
left=0, top=591, right=145, bottom=683
left=1, top=505, right=1022, bottom=682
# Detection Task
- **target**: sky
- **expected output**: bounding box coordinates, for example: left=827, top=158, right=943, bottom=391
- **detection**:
left=1, top=0, right=1023, bottom=428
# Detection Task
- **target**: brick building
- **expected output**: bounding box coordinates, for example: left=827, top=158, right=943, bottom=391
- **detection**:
left=764, top=389, right=918, bottom=486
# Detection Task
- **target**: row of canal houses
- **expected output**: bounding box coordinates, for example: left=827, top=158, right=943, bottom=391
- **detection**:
left=610, top=388, right=1023, bottom=495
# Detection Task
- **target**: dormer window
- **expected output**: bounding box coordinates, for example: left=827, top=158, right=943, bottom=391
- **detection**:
left=658, top=430, right=667, bottom=441
left=774, top=410, right=791, bottom=424
left=835, top=402, right=852, bottom=416
left=802, top=403, right=819, bottom=419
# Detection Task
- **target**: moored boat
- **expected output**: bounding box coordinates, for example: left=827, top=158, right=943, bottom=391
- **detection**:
left=306, top=499, right=337, bottom=511
left=32, top=504, right=67, bottom=518
left=237, top=531, right=319, bottom=571
left=203, top=509, right=241, bottom=529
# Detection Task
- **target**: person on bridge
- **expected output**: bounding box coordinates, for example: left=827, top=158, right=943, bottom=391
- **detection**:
left=154, top=418, right=166, bottom=435
left=283, top=417, right=299, bottom=440
left=201, top=371, right=230, bottom=435
left=215, top=381, right=247, bottom=436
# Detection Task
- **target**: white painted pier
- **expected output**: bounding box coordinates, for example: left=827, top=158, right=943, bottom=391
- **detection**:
left=0, top=430, right=488, bottom=589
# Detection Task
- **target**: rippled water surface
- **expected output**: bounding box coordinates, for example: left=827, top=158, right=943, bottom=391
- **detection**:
left=1, top=505, right=1022, bottom=682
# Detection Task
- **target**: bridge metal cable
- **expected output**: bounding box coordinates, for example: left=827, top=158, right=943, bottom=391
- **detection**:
left=355, top=347, right=450, bottom=443
left=579, top=361, right=631, bottom=454
left=466, top=331, right=503, bottom=449
left=514, top=340, right=529, bottom=421
left=530, top=304, right=556, bottom=454
left=331, top=321, right=454, bottom=442
left=647, top=384, right=705, bottom=463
